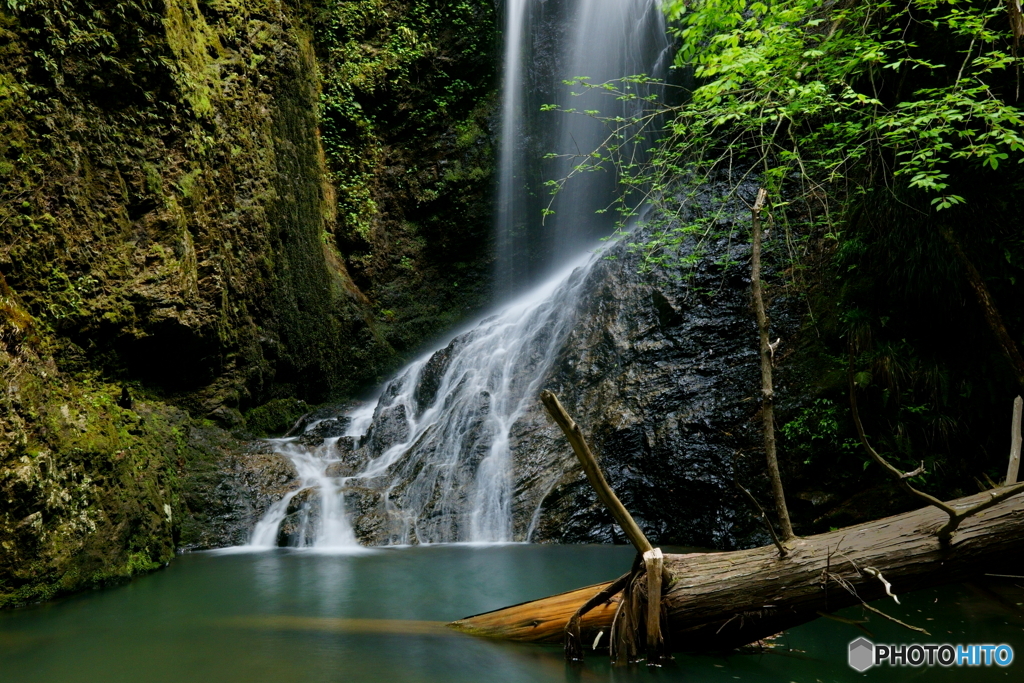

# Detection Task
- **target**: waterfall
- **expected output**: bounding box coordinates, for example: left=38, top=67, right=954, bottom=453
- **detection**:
left=494, top=0, right=668, bottom=297
left=247, top=0, right=669, bottom=548
left=493, top=0, right=532, bottom=296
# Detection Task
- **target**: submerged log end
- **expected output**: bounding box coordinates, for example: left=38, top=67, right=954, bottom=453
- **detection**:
left=446, top=581, right=619, bottom=644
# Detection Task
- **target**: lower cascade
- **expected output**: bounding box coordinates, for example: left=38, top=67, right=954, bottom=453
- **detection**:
left=248, top=437, right=360, bottom=548
left=248, top=251, right=601, bottom=547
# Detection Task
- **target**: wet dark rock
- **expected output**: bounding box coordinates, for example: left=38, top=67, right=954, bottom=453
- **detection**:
left=296, top=418, right=352, bottom=445
left=361, top=399, right=411, bottom=459
left=277, top=487, right=320, bottom=546
left=324, top=437, right=367, bottom=478
left=178, top=441, right=300, bottom=550
left=520, top=181, right=805, bottom=549
left=413, top=339, right=461, bottom=417
left=287, top=404, right=352, bottom=438
left=346, top=485, right=387, bottom=541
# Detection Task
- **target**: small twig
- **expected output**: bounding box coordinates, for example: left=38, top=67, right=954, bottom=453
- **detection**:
left=860, top=603, right=930, bottom=636
left=816, top=610, right=874, bottom=637
left=849, top=363, right=954, bottom=513
left=734, top=481, right=787, bottom=558
left=837, top=551, right=863, bottom=578
left=824, top=570, right=858, bottom=597
left=283, top=412, right=312, bottom=438
left=823, top=570, right=930, bottom=636
left=716, top=613, right=741, bottom=635
left=901, top=462, right=926, bottom=479
left=822, top=538, right=845, bottom=611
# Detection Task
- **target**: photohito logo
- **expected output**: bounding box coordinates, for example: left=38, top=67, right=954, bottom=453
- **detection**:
left=848, top=638, right=1014, bottom=671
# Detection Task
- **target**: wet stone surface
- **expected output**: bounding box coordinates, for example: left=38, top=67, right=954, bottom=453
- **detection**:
left=308, top=180, right=811, bottom=549
left=516, top=181, right=805, bottom=548
left=179, top=441, right=300, bottom=551
left=209, top=180, right=818, bottom=551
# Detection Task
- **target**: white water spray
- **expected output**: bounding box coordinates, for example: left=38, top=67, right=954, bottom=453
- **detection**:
left=249, top=438, right=360, bottom=548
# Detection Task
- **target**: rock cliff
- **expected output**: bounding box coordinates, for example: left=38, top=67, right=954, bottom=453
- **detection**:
left=0, top=0, right=496, bottom=606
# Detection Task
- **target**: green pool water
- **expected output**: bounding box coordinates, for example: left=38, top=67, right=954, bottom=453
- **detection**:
left=1, top=544, right=1021, bottom=682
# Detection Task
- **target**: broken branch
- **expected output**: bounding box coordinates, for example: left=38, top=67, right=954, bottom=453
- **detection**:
left=565, top=568, right=634, bottom=661
left=1007, top=396, right=1022, bottom=486
left=540, top=390, right=653, bottom=554
left=734, top=480, right=787, bottom=558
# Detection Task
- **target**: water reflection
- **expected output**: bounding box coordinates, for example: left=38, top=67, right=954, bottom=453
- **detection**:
left=0, top=545, right=1021, bottom=683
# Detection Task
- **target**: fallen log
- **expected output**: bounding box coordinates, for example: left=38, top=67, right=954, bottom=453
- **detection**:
left=451, top=581, right=622, bottom=644
left=452, top=391, right=1024, bottom=659
left=450, top=488, right=1024, bottom=652
left=539, top=390, right=668, bottom=661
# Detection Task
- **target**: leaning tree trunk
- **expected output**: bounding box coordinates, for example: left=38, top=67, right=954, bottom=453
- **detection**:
left=450, top=488, right=1024, bottom=652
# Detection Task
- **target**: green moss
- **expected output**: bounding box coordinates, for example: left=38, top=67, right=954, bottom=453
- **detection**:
left=314, top=0, right=497, bottom=359
left=243, top=398, right=309, bottom=437
left=0, top=337, right=186, bottom=607
left=0, top=0, right=498, bottom=607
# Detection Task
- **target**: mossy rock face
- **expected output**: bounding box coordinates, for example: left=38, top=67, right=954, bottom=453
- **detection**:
left=0, top=0, right=497, bottom=605
left=0, top=0, right=409, bottom=414
left=243, top=398, right=310, bottom=438
left=0, top=291, right=191, bottom=606
left=313, top=0, right=498, bottom=358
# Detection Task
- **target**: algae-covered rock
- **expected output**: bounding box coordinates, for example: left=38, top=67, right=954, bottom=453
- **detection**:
left=0, top=291, right=222, bottom=605
left=243, top=399, right=311, bottom=438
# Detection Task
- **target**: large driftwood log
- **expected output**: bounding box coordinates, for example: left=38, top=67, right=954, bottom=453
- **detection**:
left=450, top=489, right=1024, bottom=652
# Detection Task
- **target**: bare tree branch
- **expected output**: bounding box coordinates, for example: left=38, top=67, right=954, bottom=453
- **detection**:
left=751, top=188, right=795, bottom=541
left=848, top=362, right=1024, bottom=543
left=734, top=481, right=787, bottom=558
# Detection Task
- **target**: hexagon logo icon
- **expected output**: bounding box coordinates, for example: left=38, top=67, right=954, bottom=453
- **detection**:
left=849, top=637, right=875, bottom=672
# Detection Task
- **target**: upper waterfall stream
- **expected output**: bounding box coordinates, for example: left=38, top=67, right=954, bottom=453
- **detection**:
left=248, top=0, right=668, bottom=549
